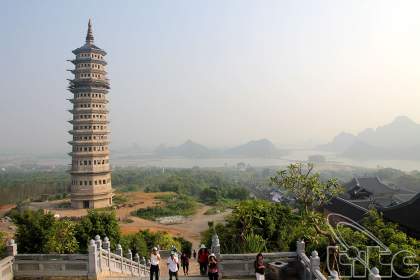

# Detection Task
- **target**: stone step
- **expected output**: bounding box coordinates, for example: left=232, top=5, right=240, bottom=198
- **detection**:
left=104, top=276, right=209, bottom=280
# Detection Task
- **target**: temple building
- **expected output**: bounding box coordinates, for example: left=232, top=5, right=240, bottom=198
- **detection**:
left=67, top=19, right=113, bottom=208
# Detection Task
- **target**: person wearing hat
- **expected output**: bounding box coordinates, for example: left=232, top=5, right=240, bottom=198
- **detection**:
left=167, top=251, right=179, bottom=280
left=208, top=253, right=219, bottom=280
left=150, top=247, right=161, bottom=280
left=197, top=244, right=209, bottom=276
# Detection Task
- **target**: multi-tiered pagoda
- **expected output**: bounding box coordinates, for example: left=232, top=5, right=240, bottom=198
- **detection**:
left=67, top=20, right=113, bottom=209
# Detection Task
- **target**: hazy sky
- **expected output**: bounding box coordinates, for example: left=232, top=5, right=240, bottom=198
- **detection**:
left=2, top=0, right=420, bottom=153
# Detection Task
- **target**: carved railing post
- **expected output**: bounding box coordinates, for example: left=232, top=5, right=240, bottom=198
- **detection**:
left=7, top=239, right=17, bottom=256
left=211, top=232, right=220, bottom=256
left=329, top=270, right=339, bottom=280
left=296, top=240, right=307, bottom=279
left=102, top=236, right=111, bottom=271
left=95, top=235, right=103, bottom=271
left=127, top=249, right=133, bottom=275
left=127, top=249, right=133, bottom=261
left=116, top=244, right=123, bottom=256
left=95, top=235, right=102, bottom=250
left=102, top=236, right=110, bottom=251
left=310, top=251, right=320, bottom=279
left=142, top=256, right=147, bottom=274
left=134, top=253, right=140, bottom=275
left=296, top=240, right=305, bottom=256
left=370, top=267, right=381, bottom=280
left=88, top=239, right=99, bottom=277
left=116, top=244, right=123, bottom=273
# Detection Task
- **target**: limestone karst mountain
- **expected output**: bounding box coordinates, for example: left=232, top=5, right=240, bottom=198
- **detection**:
left=154, top=139, right=283, bottom=158
left=319, top=116, right=420, bottom=159
left=225, top=139, right=282, bottom=158
left=154, top=140, right=214, bottom=158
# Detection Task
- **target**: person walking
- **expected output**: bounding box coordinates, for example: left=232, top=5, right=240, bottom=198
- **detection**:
left=254, top=253, right=265, bottom=280
left=208, top=253, right=219, bottom=280
left=167, top=251, right=179, bottom=280
left=150, top=247, right=161, bottom=280
left=197, top=244, right=209, bottom=276
left=181, top=252, right=190, bottom=275
left=193, top=249, right=197, bottom=259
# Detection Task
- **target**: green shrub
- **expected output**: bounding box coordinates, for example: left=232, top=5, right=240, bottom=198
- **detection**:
left=133, top=194, right=197, bottom=220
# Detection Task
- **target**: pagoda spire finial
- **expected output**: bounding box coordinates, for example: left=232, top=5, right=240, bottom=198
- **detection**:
left=86, top=18, right=94, bottom=45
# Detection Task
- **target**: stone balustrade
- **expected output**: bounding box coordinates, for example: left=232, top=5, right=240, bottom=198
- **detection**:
left=1, top=236, right=149, bottom=280
left=211, top=235, right=383, bottom=280
left=13, top=254, right=89, bottom=278
left=0, top=255, right=14, bottom=280
left=1, top=234, right=385, bottom=280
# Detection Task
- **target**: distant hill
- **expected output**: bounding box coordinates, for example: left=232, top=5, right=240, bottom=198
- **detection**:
left=225, top=139, right=282, bottom=158
left=154, top=140, right=214, bottom=158
left=318, top=132, right=358, bottom=153
left=154, top=139, right=283, bottom=158
left=319, top=116, right=420, bottom=160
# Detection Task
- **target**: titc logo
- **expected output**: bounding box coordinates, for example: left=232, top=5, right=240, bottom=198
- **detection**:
left=326, top=213, right=419, bottom=279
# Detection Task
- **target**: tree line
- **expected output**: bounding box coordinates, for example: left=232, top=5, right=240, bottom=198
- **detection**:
left=8, top=209, right=190, bottom=258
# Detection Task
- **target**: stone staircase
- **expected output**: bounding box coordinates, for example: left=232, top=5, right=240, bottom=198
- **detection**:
left=104, top=276, right=210, bottom=280
left=103, top=276, right=263, bottom=280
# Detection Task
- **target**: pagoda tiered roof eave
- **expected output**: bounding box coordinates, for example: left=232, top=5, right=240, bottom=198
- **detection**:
left=68, top=98, right=109, bottom=104
left=68, top=129, right=110, bottom=135
left=68, top=79, right=110, bottom=89
left=68, top=140, right=110, bottom=146
left=67, top=86, right=109, bottom=94
left=69, top=69, right=108, bottom=75
left=68, top=119, right=109, bottom=125
left=68, top=58, right=108, bottom=66
left=68, top=152, right=110, bottom=157
left=72, top=43, right=107, bottom=56
left=69, top=169, right=112, bottom=176
left=68, top=108, right=109, bottom=114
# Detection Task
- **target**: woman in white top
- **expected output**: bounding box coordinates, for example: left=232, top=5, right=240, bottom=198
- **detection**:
left=167, top=251, right=179, bottom=280
left=150, top=247, right=160, bottom=280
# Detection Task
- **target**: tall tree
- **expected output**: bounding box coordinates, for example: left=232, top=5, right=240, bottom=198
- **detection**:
left=75, top=210, right=121, bottom=252
left=45, top=219, right=79, bottom=253
left=12, top=210, right=55, bottom=253
left=271, top=163, right=342, bottom=240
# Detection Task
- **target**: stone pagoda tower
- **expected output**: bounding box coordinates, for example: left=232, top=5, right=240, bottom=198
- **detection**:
left=67, top=19, right=113, bottom=209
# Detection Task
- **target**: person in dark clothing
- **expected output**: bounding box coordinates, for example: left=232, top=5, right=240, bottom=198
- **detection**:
left=181, top=252, right=190, bottom=275
left=193, top=249, right=197, bottom=259
left=254, top=253, right=265, bottom=280
left=208, top=253, right=219, bottom=280
left=198, top=244, right=209, bottom=276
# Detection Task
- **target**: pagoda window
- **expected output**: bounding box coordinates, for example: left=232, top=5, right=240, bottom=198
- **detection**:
left=84, top=160, right=87, bottom=165
left=89, top=181, right=92, bottom=185
left=84, top=181, right=88, bottom=186
left=103, top=180, right=106, bottom=184
left=80, top=181, right=83, bottom=185
left=95, top=180, right=97, bottom=185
